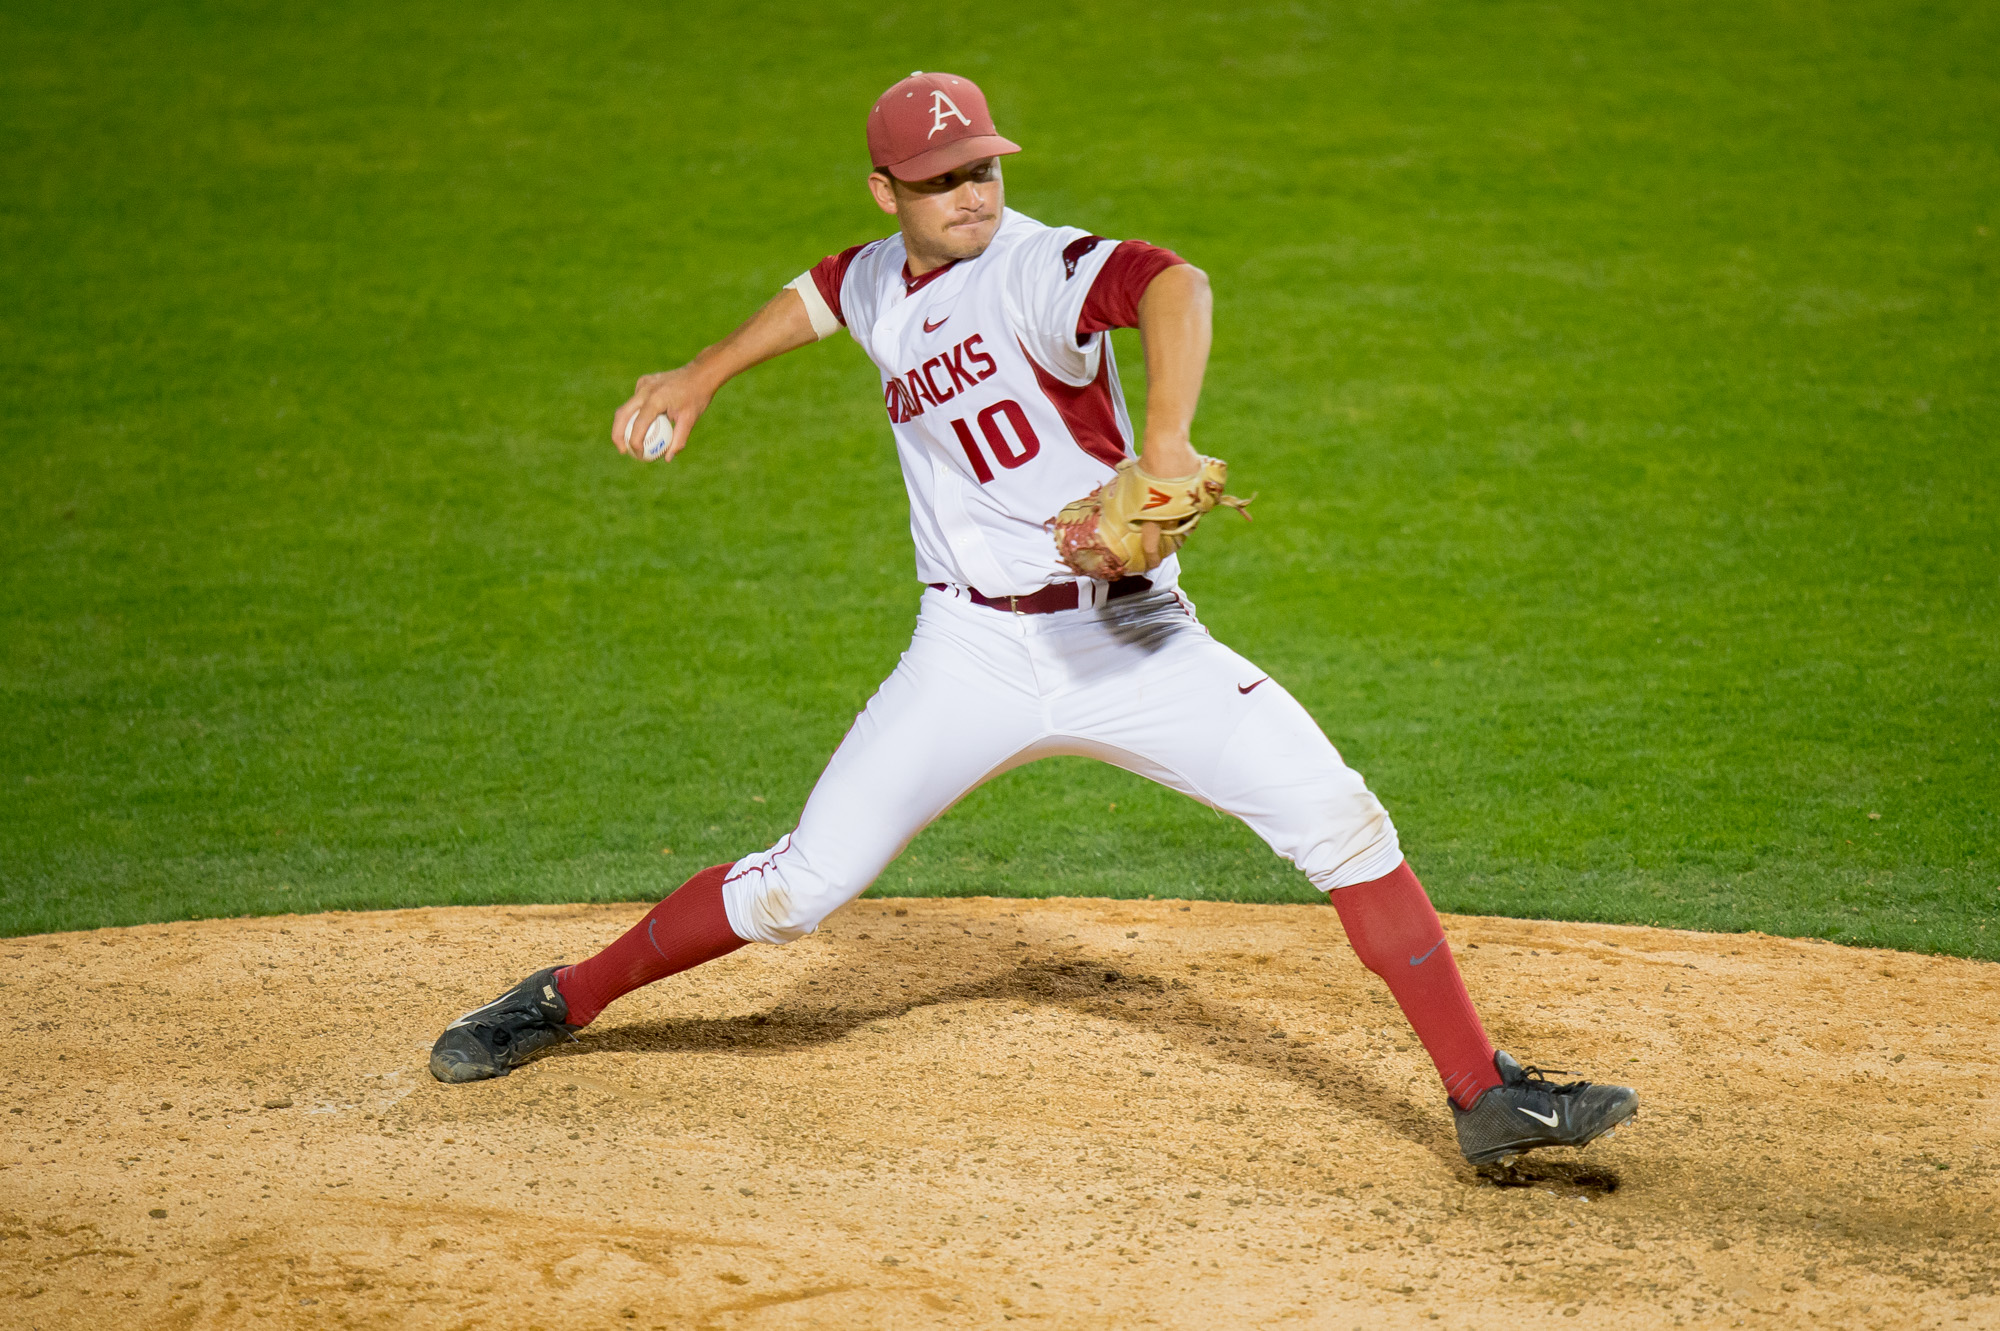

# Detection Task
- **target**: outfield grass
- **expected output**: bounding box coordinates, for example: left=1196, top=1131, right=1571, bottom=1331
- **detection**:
left=2, top=1, right=1994, bottom=955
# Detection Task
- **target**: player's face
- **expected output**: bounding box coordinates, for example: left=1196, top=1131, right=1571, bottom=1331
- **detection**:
left=870, top=158, right=1005, bottom=267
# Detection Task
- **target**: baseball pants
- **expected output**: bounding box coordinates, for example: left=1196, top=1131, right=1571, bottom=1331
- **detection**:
left=720, top=585, right=1404, bottom=946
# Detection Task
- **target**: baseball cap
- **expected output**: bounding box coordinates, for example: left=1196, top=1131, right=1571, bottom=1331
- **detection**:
left=867, top=71, right=1021, bottom=182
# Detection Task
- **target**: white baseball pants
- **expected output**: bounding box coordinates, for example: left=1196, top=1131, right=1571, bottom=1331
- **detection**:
left=720, top=585, right=1403, bottom=945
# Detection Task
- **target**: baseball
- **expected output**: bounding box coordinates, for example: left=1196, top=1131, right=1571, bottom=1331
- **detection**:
left=640, top=412, right=676, bottom=461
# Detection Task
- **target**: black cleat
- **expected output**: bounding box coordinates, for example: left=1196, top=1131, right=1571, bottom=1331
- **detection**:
left=429, top=967, right=579, bottom=1084
left=1452, top=1051, right=1638, bottom=1167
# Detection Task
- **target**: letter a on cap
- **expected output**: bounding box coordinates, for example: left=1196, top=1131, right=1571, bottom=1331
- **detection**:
left=928, top=90, right=973, bottom=139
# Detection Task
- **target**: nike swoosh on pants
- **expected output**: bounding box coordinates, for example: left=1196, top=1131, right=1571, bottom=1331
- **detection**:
left=1408, top=938, right=1446, bottom=966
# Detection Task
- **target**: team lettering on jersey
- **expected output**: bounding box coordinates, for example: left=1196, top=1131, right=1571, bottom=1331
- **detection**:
left=879, top=330, right=1042, bottom=485
left=883, top=332, right=997, bottom=423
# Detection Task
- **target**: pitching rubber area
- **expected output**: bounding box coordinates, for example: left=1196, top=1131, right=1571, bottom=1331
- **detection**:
left=3, top=898, right=1994, bottom=1328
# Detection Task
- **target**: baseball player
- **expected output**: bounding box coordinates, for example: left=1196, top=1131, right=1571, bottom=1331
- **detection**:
left=430, top=73, right=1638, bottom=1169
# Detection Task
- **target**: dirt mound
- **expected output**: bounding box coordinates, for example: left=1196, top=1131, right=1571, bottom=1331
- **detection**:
left=2, top=898, right=1994, bottom=1328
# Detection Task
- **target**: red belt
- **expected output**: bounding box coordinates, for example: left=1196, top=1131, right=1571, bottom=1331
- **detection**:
left=928, top=576, right=1153, bottom=615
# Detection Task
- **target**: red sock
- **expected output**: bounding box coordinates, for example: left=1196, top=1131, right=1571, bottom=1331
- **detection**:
left=1330, top=861, right=1502, bottom=1109
left=554, top=864, right=747, bottom=1027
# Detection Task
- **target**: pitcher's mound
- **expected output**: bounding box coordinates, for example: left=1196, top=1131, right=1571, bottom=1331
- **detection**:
left=3, top=898, right=1995, bottom=1328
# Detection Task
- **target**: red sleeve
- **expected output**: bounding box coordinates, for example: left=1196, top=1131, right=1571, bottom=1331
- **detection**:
left=809, top=244, right=867, bottom=328
left=1076, top=240, right=1187, bottom=338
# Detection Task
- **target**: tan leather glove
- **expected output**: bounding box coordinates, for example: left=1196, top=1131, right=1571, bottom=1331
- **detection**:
left=1048, top=456, right=1252, bottom=580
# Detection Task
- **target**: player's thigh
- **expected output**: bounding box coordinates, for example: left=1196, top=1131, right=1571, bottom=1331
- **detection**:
left=1060, top=612, right=1401, bottom=889
left=1200, top=672, right=1402, bottom=889
left=723, top=600, right=1041, bottom=943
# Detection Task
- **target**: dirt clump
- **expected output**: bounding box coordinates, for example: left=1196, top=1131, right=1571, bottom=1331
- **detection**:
left=1, top=897, right=1995, bottom=1328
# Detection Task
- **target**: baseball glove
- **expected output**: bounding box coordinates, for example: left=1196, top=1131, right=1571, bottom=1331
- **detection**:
left=1048, top=455, right=1251, bottom=580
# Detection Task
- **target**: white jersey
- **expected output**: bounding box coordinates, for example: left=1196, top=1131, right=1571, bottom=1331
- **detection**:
left=789, top=209, right=1181, bottom=598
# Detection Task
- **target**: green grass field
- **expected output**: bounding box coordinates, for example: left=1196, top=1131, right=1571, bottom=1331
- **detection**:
left=2, top=1, right=1994, bottom=955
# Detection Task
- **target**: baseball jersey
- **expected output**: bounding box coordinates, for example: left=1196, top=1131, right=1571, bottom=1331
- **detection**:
left=787, top=210, right=1185, bottom=597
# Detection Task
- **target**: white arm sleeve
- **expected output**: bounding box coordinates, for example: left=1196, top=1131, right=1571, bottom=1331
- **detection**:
left=786, top=272, right=845, bottom=341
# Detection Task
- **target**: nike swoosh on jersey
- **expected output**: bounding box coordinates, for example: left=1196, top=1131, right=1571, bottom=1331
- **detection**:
left=922, top=315, right=949, bottom=333
left=1237, top=678, right=1269, bottom=695
left=1516, top=1106, right=1560, bottom=1127
left=1408, top=938, right=1446, bottom=966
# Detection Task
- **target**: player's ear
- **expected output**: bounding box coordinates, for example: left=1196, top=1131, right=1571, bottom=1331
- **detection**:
left=867, top=170, right=900, bottom=217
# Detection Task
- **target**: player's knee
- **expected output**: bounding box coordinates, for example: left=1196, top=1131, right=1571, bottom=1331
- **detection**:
left=1296, top=797, right=1403, bottom=894
left=736, top=876, right=837, bottom=945
left=721, top=848, right=862, bottom=945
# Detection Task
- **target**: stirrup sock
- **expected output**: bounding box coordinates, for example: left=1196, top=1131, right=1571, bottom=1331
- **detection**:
left=1331, top=861, right=1502, bottom=1109
left=555, top=863, right=746, bottom=1027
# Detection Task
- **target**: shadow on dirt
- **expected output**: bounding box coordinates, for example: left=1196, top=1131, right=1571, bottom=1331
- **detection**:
left=1478, top=1159, right=1623, bottom=1198
left=551, top=940, right=1457, bottom=1160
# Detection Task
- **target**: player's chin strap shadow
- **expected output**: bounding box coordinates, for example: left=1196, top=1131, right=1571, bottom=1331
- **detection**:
left=557, top=944, right=1448, bottom=1158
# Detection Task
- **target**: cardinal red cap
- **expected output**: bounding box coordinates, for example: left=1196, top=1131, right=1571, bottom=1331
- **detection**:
left=867, top=72, right=1021, bottom=181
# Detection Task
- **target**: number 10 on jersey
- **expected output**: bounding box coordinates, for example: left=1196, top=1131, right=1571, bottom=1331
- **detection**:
left=951, top=400, right=1041, bottom=484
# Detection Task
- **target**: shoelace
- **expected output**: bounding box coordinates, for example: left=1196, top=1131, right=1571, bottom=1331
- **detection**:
left=467, top=995, right=575, bottom=1039
left=1518, top=1064, right=1590, bottom=1095
left=464, top=1000, right=536, bottom=1030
